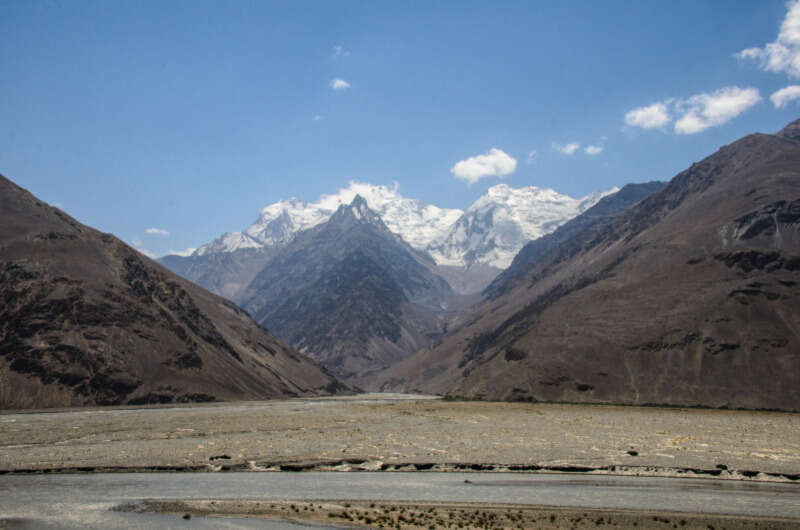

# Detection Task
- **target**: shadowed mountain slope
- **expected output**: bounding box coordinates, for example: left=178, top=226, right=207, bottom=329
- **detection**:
left=484, top=181, right=665, bottom=301
left=241, top=196, right=457, bottom=384
left=159, top=248, right=274, bottom=304
left=0, top=175, right=348, bottom=409
left=379, top=120, right=800, bottom=411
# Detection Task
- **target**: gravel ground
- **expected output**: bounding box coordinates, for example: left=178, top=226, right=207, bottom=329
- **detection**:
left=129, top=499, right=800, bottom=529
left=1, top=394, right=799, bottom=479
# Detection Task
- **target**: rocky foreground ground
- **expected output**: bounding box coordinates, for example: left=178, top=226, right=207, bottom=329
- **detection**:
left=1, top=394, right=799, bottom=480
left=122, top=499, right=800, bottom=529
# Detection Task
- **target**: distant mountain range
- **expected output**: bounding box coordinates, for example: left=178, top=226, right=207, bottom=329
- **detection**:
left=160, top=182, right=622, bottom=384
left=379, top=119, right=800, bottom=412
left=185, top=181, right=615, bottom=271
left=0, top=175, right=348, bottom=409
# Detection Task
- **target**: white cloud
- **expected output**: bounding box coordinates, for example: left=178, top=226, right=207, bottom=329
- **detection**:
left=313, top=115, right=324, bottom=121
left=330, top=78, right=351, bottom=90
left=625, top=102, right=671, bottom=129
left=737, top=0, right=800, bottom=77
left=674, top=86, right=761, bottom=134
left=553, top=142, right=581, bottom=155
left=168, top=247, right=197, bottom=257
left=771, top=85, right=800, bottom=107
left=451, top=148, right=518, bottom=185
left=145, top=227, right=169, bottom=235
left=626, top=88, right=760, bottom=135
left=332, top=45, right=350, bottom=59
left=585, top=145, right=603, bottom=155
left=526, top=150, right=538, bottom=164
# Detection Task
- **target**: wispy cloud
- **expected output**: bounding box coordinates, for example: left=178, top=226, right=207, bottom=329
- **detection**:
left=145, top=227, right=169, bottom=236
left=451, top=148, right=517, bottom=185
left=332, top=45, right=350, bottom=59
left=553, top=142, right=580, bottom=155
left=526, top=150, right=538, bottom=164
left=330, top=78, right=351, bottom=91
left=585, top=145, right=603, bottom=155
left=625, top=102, right=671, bottom=129
left=674, top=87, right=761, bottom=134
left=771, top=85, right=800, bottom=108
left=313, top=114, right=324, bottom=121
left=737, top=0, right=800, bottom=78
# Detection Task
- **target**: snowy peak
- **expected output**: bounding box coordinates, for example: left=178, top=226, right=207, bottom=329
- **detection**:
left=189, top=179, right=619, bottom=270
left=195, top=231, right=262, bottom=256
left=244, top=197, right=329, bottom=247
left=194, top=181, right=462, bottom=256
left=427, top=184, right=618, bottom=268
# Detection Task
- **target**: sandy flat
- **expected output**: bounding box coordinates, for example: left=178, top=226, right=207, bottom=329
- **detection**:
left=1, top=394, right=799, bottom=480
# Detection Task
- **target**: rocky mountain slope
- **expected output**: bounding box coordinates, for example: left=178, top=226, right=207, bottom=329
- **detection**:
left=240, top=196, right=457, bottom=384
left=0, top=174, right=348, bottom=409
left=484, top=181, right=665, bottom=300
left=379, top=120, right=800, bottom=411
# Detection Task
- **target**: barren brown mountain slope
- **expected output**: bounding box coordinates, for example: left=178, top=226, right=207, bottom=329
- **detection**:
left=380, top=120, right=800, bottom=411
left=0, top=174, right=348, bottom=409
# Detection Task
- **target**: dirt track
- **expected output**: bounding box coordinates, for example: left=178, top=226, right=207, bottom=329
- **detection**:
left=1, top=394, right=799, bottom=479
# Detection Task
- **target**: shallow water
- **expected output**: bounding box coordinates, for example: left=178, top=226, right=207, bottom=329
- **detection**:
left=0, top=471, right=798, bottom=528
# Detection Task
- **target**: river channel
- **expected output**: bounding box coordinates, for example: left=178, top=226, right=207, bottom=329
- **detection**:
left=1, top=471, right=799, bottom=528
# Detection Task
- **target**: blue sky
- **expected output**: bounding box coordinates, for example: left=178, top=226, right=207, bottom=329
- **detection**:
left=2, top=0, right=800, bottom=257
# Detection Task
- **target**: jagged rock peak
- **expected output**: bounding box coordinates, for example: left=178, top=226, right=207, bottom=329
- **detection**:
left=331, top=194, right=386, bottom=227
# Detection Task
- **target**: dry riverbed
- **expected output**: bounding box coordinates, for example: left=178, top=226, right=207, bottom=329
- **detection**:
left=1, top=394, right=799, bottom=481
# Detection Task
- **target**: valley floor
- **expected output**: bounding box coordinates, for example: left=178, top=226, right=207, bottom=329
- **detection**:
left=1, top=393, right=799, bottom=480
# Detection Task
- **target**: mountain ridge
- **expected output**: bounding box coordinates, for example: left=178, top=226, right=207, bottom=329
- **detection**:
left=0, top=174, right=348, bottom=409
left=182, top=181, right=613, bottom=270
left=240, top=195, right=457, bottom=383
left=378, top=120, right=800, bottom=411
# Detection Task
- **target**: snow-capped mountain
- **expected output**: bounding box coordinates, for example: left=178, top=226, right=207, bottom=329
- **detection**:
left=241, top=195, right=454, bottom=383
left=194, top=181, right=462, bottom=257
left=194, top=231, right=263, bottom=256
left=428, top=184, right=618, bottom=268
left=190, top=181, right=616, bottom=269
